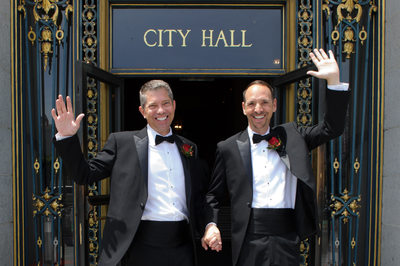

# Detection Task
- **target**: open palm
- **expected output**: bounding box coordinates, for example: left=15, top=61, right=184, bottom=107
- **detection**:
left=51, top=95, right=85, bottom=137
left=307, top=49, right=340, bottom=85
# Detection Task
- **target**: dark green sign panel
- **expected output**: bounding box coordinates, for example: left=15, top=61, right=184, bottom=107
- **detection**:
left=111, top=4, right=285, bottom=75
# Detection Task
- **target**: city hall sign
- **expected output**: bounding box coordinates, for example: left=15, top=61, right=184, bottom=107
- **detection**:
left=110, top=4, right=285, bottom=75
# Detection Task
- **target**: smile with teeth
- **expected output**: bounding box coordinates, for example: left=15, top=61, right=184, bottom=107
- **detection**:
left=156, top=116, right=167, bottom=121
left=254, top=115, right=265, bottom=119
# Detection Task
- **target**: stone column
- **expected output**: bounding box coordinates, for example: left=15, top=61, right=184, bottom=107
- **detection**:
left=382, top=1, right=400, bottom=265
left=0, top=0, right=13, bottom=264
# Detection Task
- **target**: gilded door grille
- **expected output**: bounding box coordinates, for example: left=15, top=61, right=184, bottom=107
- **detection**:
left=15, top=0, right=75, bottom=265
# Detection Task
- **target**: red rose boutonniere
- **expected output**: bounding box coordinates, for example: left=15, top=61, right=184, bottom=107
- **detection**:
left=268, top=136, right=282, bottom=150
left=181, top=143, right=194, bottom=157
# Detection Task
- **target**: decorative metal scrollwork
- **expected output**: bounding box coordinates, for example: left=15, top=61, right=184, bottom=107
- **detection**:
left=17, top=0, right=74, bottom=264
left=33, top=187, right=64, bottom=217
left=296, top=0, right=313, bottom=129
left=354, top=158, right=360, bottom=174
left=323, top=1, right=379, bottom=265
left=323, top=0, right=378, bottom=58
left=39, top=26, right=53, bottom=70
left=297, top=1, right=314, bottom=265
left=18, top=0, right=73, bottom=71
left=333, top=157, right=340, bottom=174
left=34, top=158, right=40, bottom=174
left=33, top=0, right=60, bottom=25
left=330, top=189, right=361, bottom=224
left=37, top=236, right=42, bottom=248
left=28, top=26, right=36, bottom=45
left=300, top=238, right=310, bottom=265
left=81, top=1, right=101, bottom=264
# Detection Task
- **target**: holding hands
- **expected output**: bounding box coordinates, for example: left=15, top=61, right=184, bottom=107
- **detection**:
left=201, top=224, right=222, bottom=252
left=51, top=95, right=85, bottom=137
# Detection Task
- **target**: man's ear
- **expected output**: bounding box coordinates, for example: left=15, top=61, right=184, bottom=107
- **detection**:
left=139, top=106, right=145, bottom=118
left=242, top=102, right=246, bottom=115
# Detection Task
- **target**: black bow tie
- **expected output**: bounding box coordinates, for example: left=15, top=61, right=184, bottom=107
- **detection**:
left=155, top=134, right=175, bottom=145
left=252, top=133, right=272, bottom=144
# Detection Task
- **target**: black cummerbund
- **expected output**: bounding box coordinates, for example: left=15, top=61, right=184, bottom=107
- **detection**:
left=247, top=208, right=296, bottom=235
left=134, top=220, right=190, bottom=247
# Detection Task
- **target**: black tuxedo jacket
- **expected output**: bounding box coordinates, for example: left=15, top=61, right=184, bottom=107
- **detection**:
left=55, top=127, right=207, bottom=266
left=206, top=89, right=350, bottom=266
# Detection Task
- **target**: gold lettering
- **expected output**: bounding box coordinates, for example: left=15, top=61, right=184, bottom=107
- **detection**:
left=241, top=30, right=253, bottom=48
left=143, top=29, right=157, bottom=47
left=158, top=29, right=163, bottom=47
left=229, top=30, right=241, bottom=47
left=177, top=29, right=191, bottom=47
left=202, top=30, right=214, bottom=47
left=215, top=30, right=228, bottom=47
left=163, top=29, right=177, bottom=47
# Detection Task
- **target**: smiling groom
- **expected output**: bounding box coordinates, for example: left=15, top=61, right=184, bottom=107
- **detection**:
left=52, top=80, right=207, bottom=266
left=202, top=49, right=351, bottom=266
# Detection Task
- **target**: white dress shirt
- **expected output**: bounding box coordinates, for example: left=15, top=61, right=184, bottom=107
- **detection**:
left=248, top=128, right=297, bottom=209
left=141, top=125, right=188, bottom=221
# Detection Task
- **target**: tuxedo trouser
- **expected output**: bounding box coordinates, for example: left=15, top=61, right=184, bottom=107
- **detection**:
left=120, top=220, right=194, bottom=266
left=237, top=208, right=300, bottom=266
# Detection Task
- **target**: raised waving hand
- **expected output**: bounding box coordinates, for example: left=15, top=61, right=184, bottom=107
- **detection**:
left=51, top=95, right=85, bottom=137
left=307, top=48, right=341, bottom=85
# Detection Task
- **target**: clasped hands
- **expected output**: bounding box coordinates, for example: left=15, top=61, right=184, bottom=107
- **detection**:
left=201, top=223, right=222, bottom=252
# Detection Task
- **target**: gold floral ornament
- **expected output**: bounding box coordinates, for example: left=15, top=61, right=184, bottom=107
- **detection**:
left=33, top=187, right=64, bottom=217
left=325, top=0, right=377, bottom=59
left=337, top=0, right=362, bottom=24
left=330, top=188, right=361, bottom=224
left=33, top=0, right=60, bottom=25
left=65, top=1, right=73, bottom=21
left=39, top=27, right=53, bottom=71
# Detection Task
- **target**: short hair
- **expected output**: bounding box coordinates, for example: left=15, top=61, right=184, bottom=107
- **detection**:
left=242, top=80, right=275, bottom=103
left=139, top=80, right=174, bottom=108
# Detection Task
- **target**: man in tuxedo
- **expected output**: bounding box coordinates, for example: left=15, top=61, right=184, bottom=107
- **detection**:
left=201, top=49, right=350, bottom=265
left=52, top=80, right=207, bottom=266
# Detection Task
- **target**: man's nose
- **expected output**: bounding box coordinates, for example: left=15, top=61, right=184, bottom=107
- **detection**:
left=255, top=102, right=263, bottom=112
left=156, top=105, right=165, bottom=113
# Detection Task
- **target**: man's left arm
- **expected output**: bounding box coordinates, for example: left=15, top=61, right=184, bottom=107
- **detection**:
left=302, top=49, right=350, bottom=149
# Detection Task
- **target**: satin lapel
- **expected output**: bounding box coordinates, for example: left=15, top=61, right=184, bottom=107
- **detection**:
left=281, top=154, right=291, bottom=170
left=174, top=136, right=192, bottom=209
left=236, top=131, right=252, bottom=184
left=271, top=126, right=290, bottom=170
left=134, top=128, right=149, bottom=188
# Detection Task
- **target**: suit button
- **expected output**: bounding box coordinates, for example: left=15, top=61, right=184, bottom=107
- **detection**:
left=140, top=203, right=145, bottom=209
left=247, top=202, right=251, bottom=208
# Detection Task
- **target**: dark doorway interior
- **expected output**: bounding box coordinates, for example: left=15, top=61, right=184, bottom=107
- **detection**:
left=123, top=77, right=264, bottom=166
left=122, top=77, right=269, bottom=265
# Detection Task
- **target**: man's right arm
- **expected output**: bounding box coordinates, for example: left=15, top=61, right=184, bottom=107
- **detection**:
left=52, top=95, right=115, bottom=184
left=201, top=146, right=227, bottom=251
left=54, top=134, right=115, bottom=184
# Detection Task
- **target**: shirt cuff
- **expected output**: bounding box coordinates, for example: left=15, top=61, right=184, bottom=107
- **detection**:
left=206, top=222, right=217, bottom=230
left=327, top=83, right=349, bottom=91
left=55, top=133, right=72, bottom=141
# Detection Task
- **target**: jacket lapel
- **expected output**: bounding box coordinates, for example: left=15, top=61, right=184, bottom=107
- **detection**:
left=280, top=154, right=291, bottom=170
left=236, top=131, right=253, bottom=184
left=174, top=136, right=192, bottom=209
left=270, top=126, right=290, bottom=170
left=134, top=128, right=149, bottom=188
